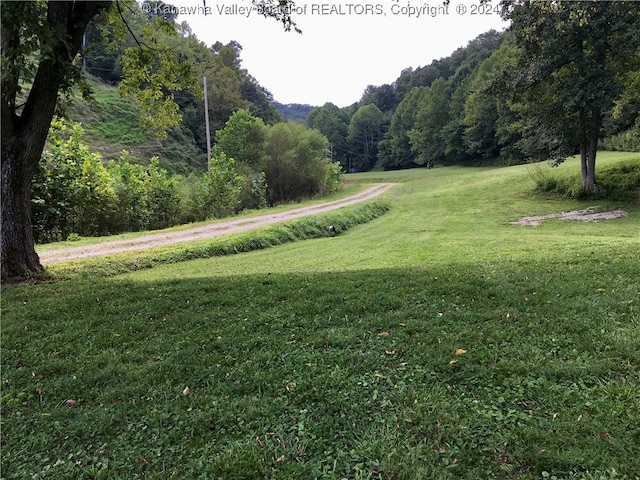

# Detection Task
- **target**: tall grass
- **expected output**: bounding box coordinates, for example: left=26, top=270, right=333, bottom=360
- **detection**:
left=528, top=152, right=640, bottom=201
left=2, top=153, right=639, bottom=479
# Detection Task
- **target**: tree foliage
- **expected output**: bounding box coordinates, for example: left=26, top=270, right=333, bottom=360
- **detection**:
left=196, top=146, right=243, bottom=219
left=215, top=109, right=267, bottom=167
left=500, top=0, right=640, bottom=187
left=347, top=104, right=386, bottom=171
left=306, top=103, right=350, bottom=168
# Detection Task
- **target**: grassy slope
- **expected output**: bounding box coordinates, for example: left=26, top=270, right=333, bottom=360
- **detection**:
left=67, top=77, right=205, bottom=171
left=2, top=153, right=639, bottom=479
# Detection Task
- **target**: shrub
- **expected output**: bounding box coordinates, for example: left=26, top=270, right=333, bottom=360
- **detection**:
left=195, top=147, right=242, bottom=219
left=145, top=157, right=181, bottom=229
left=32, top=119, right=117, bottom=242
left=261, top=122, right=342, bottom=205
left=601, top=128, right=640, bottom=152
left=107, top=151, right=150, bottom=232
left=107, top=153, right=181, bottom=231
left=238, top=171, right=269, bottom=211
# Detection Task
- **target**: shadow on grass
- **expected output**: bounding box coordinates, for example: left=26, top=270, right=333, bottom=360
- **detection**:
left=3, top=254, right=639, bottom=479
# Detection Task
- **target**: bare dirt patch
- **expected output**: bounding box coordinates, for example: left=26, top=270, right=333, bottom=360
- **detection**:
left=39, top=183, right=397, bottom=265
left=510, top=206, right=628, bottom=227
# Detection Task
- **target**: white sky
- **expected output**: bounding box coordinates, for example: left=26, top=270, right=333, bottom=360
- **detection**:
left=174, top=0, right=509, bottom=107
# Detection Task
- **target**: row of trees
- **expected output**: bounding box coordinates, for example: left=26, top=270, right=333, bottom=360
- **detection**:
left=307, top=3, right=640, bottom=182
left=32, top=114, right=342, bottom=243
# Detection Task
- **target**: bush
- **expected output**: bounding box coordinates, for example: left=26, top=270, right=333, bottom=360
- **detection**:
left=261, top=122, right=341, bottom=205
left=238, top=171, right=269, bottom=211
left=32, top=119, right=117, bottom=242
left=108, top=151, right=150, bottom=232
left=195, top=147, right=243, bottom=219
left=33, top=120, right=183, bottom=242
left=601, top=127, right=640, bottom=152
left=107, top=152, right=181, bottom=231
left=145, top=157, right=181, bottom=229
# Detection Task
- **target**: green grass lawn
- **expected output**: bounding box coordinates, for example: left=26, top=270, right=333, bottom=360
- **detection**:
left=2, top=153, right=639, bottom=479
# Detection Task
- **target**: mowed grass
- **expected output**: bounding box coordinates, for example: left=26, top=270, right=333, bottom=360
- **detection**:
left=2, top=153, right=639, bottom=479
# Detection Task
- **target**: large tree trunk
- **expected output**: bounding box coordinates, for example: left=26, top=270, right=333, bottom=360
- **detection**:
left=1, top=139, right=43, bottom=279
left=1, top=1, right=109, bottom=281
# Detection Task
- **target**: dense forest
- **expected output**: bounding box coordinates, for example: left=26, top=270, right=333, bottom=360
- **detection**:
left=308, top=22, right=640, bottom=173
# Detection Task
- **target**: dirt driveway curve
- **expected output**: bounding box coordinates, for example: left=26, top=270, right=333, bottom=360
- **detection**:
left=39, top=183, right=397, bottom=265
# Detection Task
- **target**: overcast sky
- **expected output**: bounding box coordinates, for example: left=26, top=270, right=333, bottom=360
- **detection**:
left=175, top=0, right=508, bottom=107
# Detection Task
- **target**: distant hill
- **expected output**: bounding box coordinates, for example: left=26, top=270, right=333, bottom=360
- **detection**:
left=274, top=102, right=316, bottom=122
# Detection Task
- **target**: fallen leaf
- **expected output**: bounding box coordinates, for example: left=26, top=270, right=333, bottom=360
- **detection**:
left=449, top=359, right=458, bottom=365
left=183, top=386, right=190, bottom=396
left=65, top=399, right=76, bottom=407
left=552, top=412, right=559, bottom=420
left=378, top=331, right=390, bottom=337
left=454, top=348, right=467, bottom=355
left=276, top=455, right=285, bottom=462
left=305, top=362, right=314, bottom=367
left=598, top=432, right=612, bottom=440
left=385, top=350, right=396, bottom=355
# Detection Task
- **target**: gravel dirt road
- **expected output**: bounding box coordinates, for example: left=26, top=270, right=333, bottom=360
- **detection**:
left=39, top=183, right=396, bottom=265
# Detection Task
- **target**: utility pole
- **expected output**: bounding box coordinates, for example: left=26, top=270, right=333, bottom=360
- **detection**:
left=82, top=32, right=86, bottom=71
left=203, top=76, right=212, bottom=171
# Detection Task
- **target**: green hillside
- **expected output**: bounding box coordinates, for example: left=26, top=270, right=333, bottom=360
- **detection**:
left=67, top=76, right=206, bottom=173
left=3, top=153, right=639, bottom=478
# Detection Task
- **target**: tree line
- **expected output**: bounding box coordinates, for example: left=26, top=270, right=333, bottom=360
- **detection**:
left=308, top=4, right=639, bottom=182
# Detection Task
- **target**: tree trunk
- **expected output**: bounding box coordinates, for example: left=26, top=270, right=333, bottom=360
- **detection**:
left=1, top=144, right=43, bottom=279
left=580, top=144, right=589, bottom=186
left=1, top=1, right=109, bottom=281
left=585, top=107, right=602, bottom=190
